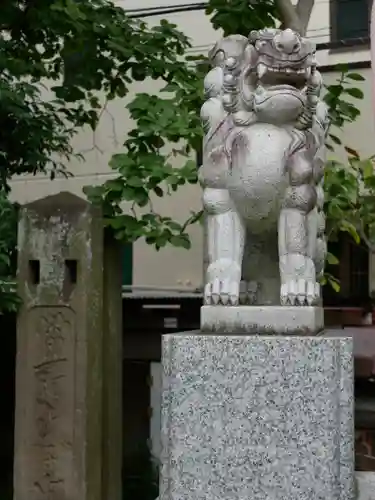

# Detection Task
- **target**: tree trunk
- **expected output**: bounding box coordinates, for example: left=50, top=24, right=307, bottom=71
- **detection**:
left=277, top=0, right=315, bottom=36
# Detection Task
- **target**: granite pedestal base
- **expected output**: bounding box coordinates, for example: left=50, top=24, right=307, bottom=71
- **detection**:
left=201, top=305, right=324, bottom=335
left=160, top=334, right=354, bottom=500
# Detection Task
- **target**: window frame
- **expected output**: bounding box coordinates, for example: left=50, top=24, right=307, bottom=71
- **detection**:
left=330, top=0, right=371, bottom=45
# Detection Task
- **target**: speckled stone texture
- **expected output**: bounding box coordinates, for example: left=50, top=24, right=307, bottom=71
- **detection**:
left=201, top=305, right=324, bottom=335
left=160, top=335, right=354, bottom=500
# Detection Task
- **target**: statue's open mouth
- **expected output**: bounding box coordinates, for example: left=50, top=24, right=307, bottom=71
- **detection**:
left=256, top=62, right=310, bottom=90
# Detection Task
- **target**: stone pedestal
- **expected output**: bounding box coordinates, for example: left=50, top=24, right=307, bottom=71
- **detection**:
left=201, top=305, right=324, bottom=335
left=160, top=333, right=354, bottom=500
left=356, top=472, right=375, bottom=500
left=14, top=192, right=122, bottom=500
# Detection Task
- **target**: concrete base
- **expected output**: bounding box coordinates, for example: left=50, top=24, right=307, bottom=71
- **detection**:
left=201, top=305, right=324, bottom=335
left=160, top=334, right=354, bottom=500
left=356, top=472, right=375, bottom=500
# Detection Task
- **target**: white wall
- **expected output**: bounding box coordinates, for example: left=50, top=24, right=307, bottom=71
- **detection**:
left=8, top=0, right=373, bottom=289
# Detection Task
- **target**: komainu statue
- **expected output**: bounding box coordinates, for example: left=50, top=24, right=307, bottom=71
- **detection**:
left=200, top=28, right=329, bottom=307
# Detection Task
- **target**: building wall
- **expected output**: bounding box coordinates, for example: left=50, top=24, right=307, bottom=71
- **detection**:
left=8, top=0, right=374, bottom=290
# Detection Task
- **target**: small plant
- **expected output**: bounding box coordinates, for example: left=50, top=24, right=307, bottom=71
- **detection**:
left=321, top=67, right=367, bottom=291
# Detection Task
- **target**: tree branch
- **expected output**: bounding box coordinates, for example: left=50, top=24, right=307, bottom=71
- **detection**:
left=276, top=0, right=303, bottom=33
left=295, top=0, right=315, bottom=36
left=276, top=0, right=315, bottom=36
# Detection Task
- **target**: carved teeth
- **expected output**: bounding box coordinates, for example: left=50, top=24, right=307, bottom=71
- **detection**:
left=256, top=63, right=310, bottom=78
left=257, top=63, right=267, bottom=79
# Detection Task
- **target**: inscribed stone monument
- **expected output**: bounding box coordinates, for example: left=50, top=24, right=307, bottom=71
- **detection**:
left=14, top=192, right=122, bottom=500
left=160, top=28, right=354, bottom=500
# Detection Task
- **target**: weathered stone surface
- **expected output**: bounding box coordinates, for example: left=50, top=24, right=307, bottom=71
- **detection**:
left=201, top=29, right=328, bottom=307
left=14, top=192, right=122, bottom=500
left=201, top=305, right=324, bottom=335
left=356, top=472, right=375, bottom=500
left=160, top=334, right=354, bottom=500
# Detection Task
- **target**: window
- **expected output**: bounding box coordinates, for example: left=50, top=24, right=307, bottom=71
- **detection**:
left=323, top=233, right=369, bottom=307
left=122, top=243, right=133, bottom=286
left=331, top=0, right=371, bottom=42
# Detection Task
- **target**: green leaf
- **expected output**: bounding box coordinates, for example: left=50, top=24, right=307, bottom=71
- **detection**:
left=337, top=100, right=360, bottom=121
left=166, top=220, right=182, bottom=231
left=326, top=252, right=339, bottom=265
left=328, top=276, right=341, bottom=293
left=360, top=159, right=374, bottom=180
left=344, top=146, right=359, bottom=158
left=166, top=175, right=180, bottom=187
left=328, top=133, right=342, bottom=146
left=109, top=154, right=135, bottom=172
left=344, top=87, right=364, bottom=99
left=127, top=177, right=144, bottom=188
left=154, top=186, right=164, bottom=197
left=346, top=73, right=366, bottom=81
left=325, top=84, right=344, bottom=97
left=319, top=275, right=327, bottom=285
left=170, top=235, right=191, bottom=249
left=340, top=221, right=360, bottom=244
left=106, top=179, right=124, bottom=193
left=133, top=189, right=149, bottom=207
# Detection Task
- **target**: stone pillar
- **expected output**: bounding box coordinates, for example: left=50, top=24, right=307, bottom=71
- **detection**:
left=161, top=332, right=354, bottom=500
left=14, top=192, right=122, bottom=500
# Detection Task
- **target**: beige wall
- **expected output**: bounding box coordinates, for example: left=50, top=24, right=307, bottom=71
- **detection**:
left=8, top=1, right=374, bottom=290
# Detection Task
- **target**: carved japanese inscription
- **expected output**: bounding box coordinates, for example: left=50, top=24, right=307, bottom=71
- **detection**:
left=26, top=306, right=76, bottom=500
